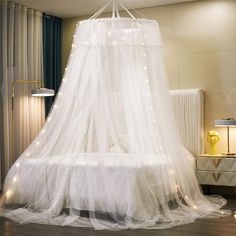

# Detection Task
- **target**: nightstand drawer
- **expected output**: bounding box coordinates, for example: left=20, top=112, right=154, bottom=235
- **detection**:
left=197, top=171, right=236, bottom=186
left=197, top=157, right=236, bottom=171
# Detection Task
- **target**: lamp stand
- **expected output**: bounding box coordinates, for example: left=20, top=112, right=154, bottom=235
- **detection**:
left=225, top=126, right=235, bottom=156
left=11, top=80, right=42, bottom=163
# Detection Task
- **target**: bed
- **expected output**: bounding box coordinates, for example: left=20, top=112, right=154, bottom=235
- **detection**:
left=5, top=89, right=205, bottom=221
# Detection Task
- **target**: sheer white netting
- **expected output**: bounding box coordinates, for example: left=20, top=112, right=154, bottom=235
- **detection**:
left=1, top=17, right=231, bottom=230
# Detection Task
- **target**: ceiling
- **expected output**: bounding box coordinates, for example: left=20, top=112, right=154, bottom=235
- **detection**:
left=14, top=0, right=196, bottom=18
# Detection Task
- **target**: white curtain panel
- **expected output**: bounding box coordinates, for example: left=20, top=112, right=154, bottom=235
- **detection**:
left=0, top=0, right=45, bottom=180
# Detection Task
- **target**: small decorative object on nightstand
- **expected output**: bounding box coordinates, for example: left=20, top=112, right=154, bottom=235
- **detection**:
left=196, top=154, right=236, bottom=189
left=207, top=130, right=220, bottom=155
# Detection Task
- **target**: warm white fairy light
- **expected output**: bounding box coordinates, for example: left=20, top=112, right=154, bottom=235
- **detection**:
left=62, top=79, right=66, bottom=83
left=185, top=195, right=189, bottom=200
left=73, top=34, right=76, bottom=38
left=108, top=31, right=112, bottom=36
left=26, top=152, right=30, bottom=157
left=48, top=116, right=52, bottom=121
left=149, top=106, right=153, bottom=110
left=54, top=105, right=58, bottom=109
left=153, top=119, right=156, bottom=123
left=70, top=54, right=74, bottom=57
left=146, top=79, right=149, bottom=83
left=193, top=205, right=197, bottom=209
left=58, top=92, right=62, bottom=96
left=6, top=190, right=12, bottom=198
left=36, top=141, right=40, bottom=146
left=144, top=66, right=148, bottom=70
left=113, top=41, right=117, bottom=45
left=221, top=211, right=224, bottom=215
left=84, top=41, right=88, bottom=45
left=169, top=170, right=174, bottom=175
left=16, top=162, right=20, bottom=167
left=234, top=211, right=236, bottom=220
left=13, top=176, right=17, bottom=183
left=143, top=53, right=146, bottom=57
left=122, top=36, right=126, bottom=40
left=65, top=67, right=68, bottom=71
left=41, top=129, right=46, bottom=133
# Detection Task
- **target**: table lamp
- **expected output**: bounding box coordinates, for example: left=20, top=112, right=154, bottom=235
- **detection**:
left=215, top=118, right=236, bottom=155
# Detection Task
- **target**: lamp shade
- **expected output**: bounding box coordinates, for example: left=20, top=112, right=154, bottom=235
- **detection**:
left=31, top=88, right=55, bottom=97
left=215, top=119, right=236, bottom=127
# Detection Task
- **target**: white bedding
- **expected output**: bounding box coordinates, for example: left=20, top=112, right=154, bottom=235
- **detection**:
left=11, top=154, right=175, bottom=219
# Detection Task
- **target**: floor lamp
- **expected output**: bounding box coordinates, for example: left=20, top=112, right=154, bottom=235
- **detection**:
left=11, top=80, right=55, bottom=163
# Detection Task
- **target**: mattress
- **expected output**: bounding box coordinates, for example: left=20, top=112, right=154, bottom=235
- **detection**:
left=9, top=154, right=176, bottom=219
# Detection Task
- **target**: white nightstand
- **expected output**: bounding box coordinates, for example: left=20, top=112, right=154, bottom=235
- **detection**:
left=196, top=154, right=236, bottom=187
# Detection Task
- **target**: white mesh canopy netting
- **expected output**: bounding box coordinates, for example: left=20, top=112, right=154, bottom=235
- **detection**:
left=1, top=2, right=231, bottom=230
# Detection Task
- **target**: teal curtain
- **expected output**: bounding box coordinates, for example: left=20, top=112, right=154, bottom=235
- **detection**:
left=43, top=14, right=62, bottom=116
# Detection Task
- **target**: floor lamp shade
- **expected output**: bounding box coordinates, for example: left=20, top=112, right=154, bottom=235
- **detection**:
left=31, top=88, right=55, bottom=97
left=215, top=118, right=236, bottom=155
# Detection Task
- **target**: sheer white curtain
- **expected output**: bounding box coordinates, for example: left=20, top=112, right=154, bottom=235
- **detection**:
left=0, top=0, right=45, bottom=182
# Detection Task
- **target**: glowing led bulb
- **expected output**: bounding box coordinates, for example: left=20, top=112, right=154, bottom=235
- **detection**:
left=193, top=205, right=197, bottom=209
left=62, top=79, right=66, bottom=83
left=41, top=129, right=46, bottom=133
left=108, top=32, right=112, bottom=36
left=6, top=190, right=12, bottom=198
left=149, top=106, right=153, bottom=110
left=153, top=119, right=156, bottom=123
left=143, top=53, right=146, bottom=57
left=185, top=195, right=188, bottom=200
left=70, top=54, right=73, bottom=57
left=54, top=105, right=58, bottom=109
left=16, top=162, right=20, bottom=167
left=36, top=141, right=40, bottom=146
left=58, top=92, right=62, bottom=96
left=65, top=67, right=68, bottom=71
left=169, top=170, right=174, bottom=175
left=48, top=117, right=52, bottom=121
left=73, top=34, right=76, bottom=38
left=84, top=41, right=88, bottom=45
left=144, top=66, right=148, bottom=70
left=113, top=41, right=117, bottom=45
left=146, top=79, right=149, bottom=83
left=26, top=152, right=30, bottom=157
left=122, top=36, right=126, bottom=40
left=13, top=177, right=17, bottom=183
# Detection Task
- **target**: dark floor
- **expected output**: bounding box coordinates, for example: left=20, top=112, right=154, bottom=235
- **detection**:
left=0, top=198, right=236, bottom=236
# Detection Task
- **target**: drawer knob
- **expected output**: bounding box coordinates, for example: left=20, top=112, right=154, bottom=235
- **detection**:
left=212, top=159, right=221, bottom=168
left=212, top=172, right=222, bottom=182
